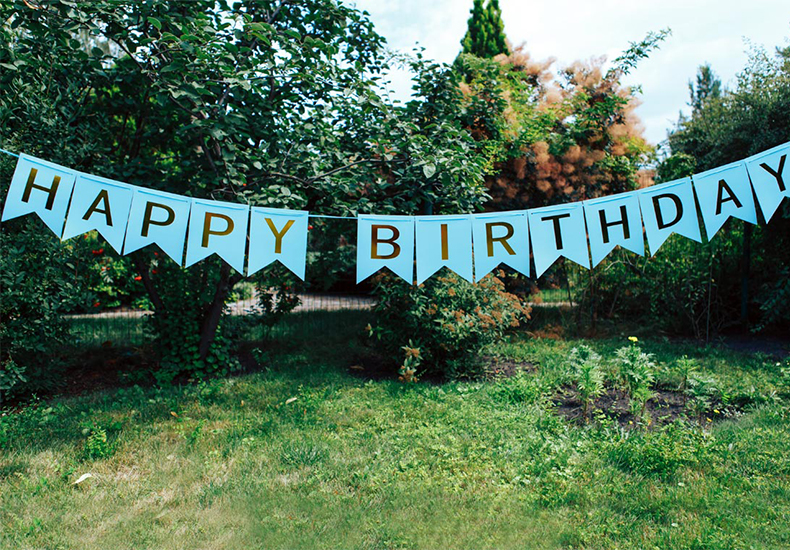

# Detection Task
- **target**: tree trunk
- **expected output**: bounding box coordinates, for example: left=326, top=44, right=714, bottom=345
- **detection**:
left=198, top=262, right=243, bottom=360
left=740, top=222, right=752, bottom=330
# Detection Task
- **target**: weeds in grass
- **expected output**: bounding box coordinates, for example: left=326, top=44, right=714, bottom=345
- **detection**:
left=686, top=374, right=718, bottom=424
left=281, top=442, right=326, bottom=468
left=606, top=421, right=711, bottom=479
left=83, top=427, right=113, bottom=460
left=1, top=319, right=789, bottom=549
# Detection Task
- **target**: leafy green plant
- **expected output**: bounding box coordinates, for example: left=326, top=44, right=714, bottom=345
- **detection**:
left=675, top=355, right=700, bottom=406
left=0, top=211, right=78, bottom=402
left=614, top=340, right=657, bottom=425
left=369, top=271, right=529, bottom=379
left=83, top=427, right=114, bottom=460
left=565, top=345, right=604, bottom=423
left=686, top=374, right=719, bottom=424
left=398, top=342, right=421, bottom=383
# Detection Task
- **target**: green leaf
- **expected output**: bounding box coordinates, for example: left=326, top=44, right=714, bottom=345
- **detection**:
left=147, top=17, right=162, bottom=31
left=422, top=163, right=437, bottom=178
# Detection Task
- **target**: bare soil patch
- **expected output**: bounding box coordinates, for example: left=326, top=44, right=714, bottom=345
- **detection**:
left=347, top=351, right=535, bottom=383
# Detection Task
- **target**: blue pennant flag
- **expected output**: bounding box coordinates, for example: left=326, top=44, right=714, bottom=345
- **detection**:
left=471, top=211, right=530, bottom=281
left=185, top=199, right=250, bottom=273
left=528, top=203, right=589, bottom=277
left=357, top=214, right=415, bottom=283
left=693, top=162, right=757, bottom=239
left=415, top=214, right=473, bottom=284
left=62, top=173, right=134, bottom=254
left=123, top=188, right=192, bottom=264
left=1, top=154, right=76, bottom=237
left=247, top=207, right=309, bottom=279
left=744, top=142, right=790, bottom=223
left=638, top=178, right=701, bottom=255
left=583, top=191, right=644, bottom=267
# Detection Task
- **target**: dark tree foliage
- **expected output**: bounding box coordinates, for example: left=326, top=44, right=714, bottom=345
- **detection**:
left=460, top=0, right=509, bottom=59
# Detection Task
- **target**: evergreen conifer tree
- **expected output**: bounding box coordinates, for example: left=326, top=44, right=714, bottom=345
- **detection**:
left=461, top=0, right=508, bottom=58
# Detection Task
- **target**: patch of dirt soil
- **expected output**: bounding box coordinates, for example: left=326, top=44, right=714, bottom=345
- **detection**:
left=346, top=351, right=535, bottom=383
left=554, top=384, right=698, bottom=428
left=479, top=356, right=537, bottom=380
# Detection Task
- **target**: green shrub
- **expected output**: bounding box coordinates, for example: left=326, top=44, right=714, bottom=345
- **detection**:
left=369, top=271, right=529, bottom=379
left=69, top=233, right=150, bottom=313
left=675, top=355, right=700, bottom=406
left=0, top=217, right=79, bottom=403
left=686, top=374, right=719, bottom=423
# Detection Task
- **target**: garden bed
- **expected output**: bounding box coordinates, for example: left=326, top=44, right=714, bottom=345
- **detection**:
left=553, top=383, right=735, bottom=428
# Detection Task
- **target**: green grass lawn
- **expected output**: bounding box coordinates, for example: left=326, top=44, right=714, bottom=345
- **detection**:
left=2, top=311, right=790, bottom=549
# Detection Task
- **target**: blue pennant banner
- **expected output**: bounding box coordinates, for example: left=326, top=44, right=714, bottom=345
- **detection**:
left=528, top=203, right=589, bottom=278
left=62, top=173, right=134, bottom=254
left=1, top=141, right=788, bottom=284
left=1, top=153, right=77, bottom=237
left=637, top=177, right=701, bottom=255
left=247, top=206, right=309, bottom=279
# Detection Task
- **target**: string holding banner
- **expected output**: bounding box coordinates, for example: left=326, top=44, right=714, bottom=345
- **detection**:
left=0, top=142, right=789, bottom=283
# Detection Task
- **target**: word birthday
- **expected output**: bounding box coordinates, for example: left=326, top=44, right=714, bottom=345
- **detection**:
left=1, top=141, right=788, bottom=284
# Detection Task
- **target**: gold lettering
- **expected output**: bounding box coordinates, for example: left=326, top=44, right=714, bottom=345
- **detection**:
left=485, top=222, right=515, bottom=256
left=371, top=224, right=400, bottom=260
left=265, top=218, right=295, bottom=254
left=202, top=212, right=234, bottom=248
left=22, top=167, right=61, bottom=210
left=82, top=189, right=113, bottom=226
left=440, top=223, right=449, bottom=260
left=141, top=201, right=175, bottom=237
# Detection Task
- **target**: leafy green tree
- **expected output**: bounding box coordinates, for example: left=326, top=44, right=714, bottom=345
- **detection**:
left=453, top=30, right=668, bottom=211
left=461, top=0, right=508, bottom=59
left=657, top=44, right=790, bottom=332
left=688, top=63, right=722, bottom=113
left=0, top=0, right=489, bottom=383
